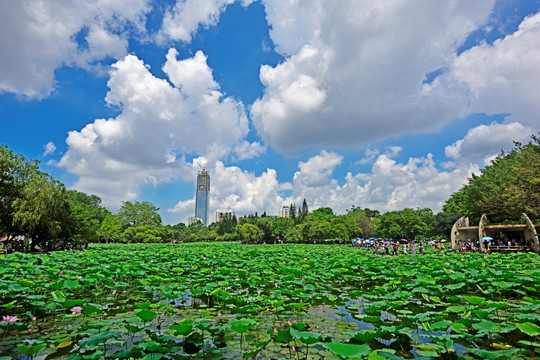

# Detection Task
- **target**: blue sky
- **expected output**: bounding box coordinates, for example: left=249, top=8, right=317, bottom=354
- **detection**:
left=1, top=0, right=539, bottom=225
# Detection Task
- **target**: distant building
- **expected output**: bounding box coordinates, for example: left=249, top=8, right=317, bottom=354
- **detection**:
left=195, top=169, right=210, bottom=226
left=280, top=206, right=290, bottom=218
left=188, top=217, right=202, bottom=226
left=213, top=210, right=235, bottom=224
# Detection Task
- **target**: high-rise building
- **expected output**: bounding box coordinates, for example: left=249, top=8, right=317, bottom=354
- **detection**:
left=280, top=206, right=290, bottom=218
left=195, top=169, right=210, bottom=226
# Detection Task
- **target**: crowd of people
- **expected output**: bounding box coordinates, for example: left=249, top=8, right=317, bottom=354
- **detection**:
left=353, top=238, right=437, bottom=256
left=352, top=236, right=532, bottom=255
left=0, top=237, right=88, bottom=254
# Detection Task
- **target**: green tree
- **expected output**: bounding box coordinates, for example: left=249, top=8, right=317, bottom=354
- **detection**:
left=434, top=211, right=462, bottom=238
left=0, top=146, right=40, bottom=239
left=164, top=223, right=192, bottom=243
left=272, top=217, right=294, bottom=241
left=98, top=213, right=123, bottom=243
left=256, top=217, right=274, bottom=243
left=289, top=203, right=297, bottom=223
left=300, top=215, right=331, bottom=241
left=187, top=220, right=211, bottom=241
left=117, top=201, right=162, bottom=229
left=12, top=174, right=71, bottom=251
left=122, top=225, right=165, bottom=243
left=377, top=208, right=436, bottom=240
left=66, top=190, right=108, bottom=243
left=238, top=223, right=264, bottom=244
left=285, top=226, right=303, bottom=243
left=215, top=213, right=237, bottom=235
left=311, top=207, right=334, bottom=222
left=298, top=198, right=309, bottom=222
left=444, top=135, right=540, bottom=222
left=330, top=216, right=361, bottom=241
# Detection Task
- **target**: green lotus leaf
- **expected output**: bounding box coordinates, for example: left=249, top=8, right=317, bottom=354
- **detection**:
left=78, top=330, right=121, bottom=348
left=139, top=340, right=162, bottom=352
left=51, top=290, right=66, bottom=302
left=224, top=318, right=257, bottom=334
left=290, top=327, right=322, bottom=345
left=463, top=295, right=485, bottom=305
left=321, top=342, right=371, bottom=359
left=19, top=279, right=37, bottom=287
left=352, top=330, right=381, bottom=343
left=469, top=348, right=524, bottom=359
left=136, top=309, right=156, bottom=322
left=491, top=281, right=513, bottom=289
left=416, top=275, right=436, bottom=285
left=472, top=320, right=500, bottom=333
left=134, top=302, right=151, bottom=309
left=515, top=322, right=540, bottom=337
left=430, top=320, right=452, bottom=331
left=1, top=300, right=16, bottom=308
left=17, top=343, right=46, bottom=356
left=517, top=340, right=540, bottom=347
left=63, top=279, right=80, bottom=290
left=445, top=283, right=465, bottom=290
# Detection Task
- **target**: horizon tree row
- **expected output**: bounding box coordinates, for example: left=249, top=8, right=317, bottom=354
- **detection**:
left=2, top=135, right=538, bottom=249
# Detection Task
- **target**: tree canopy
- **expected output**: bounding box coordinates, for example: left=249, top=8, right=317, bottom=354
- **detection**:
left=444, top=135, right=540, bottom=223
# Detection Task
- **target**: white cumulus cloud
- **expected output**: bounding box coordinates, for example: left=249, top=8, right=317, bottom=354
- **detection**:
left=445, top=122, right=535, bottom=165
left=158, top=0, right=255, bottom=43
left=42, top=142, right=56, bottom=156
left=252, top=0, right=496, bottom=150
left=58, top=50, right=249, bottom=206
left=287, top=150, right=479, bottom=216
left=428, top=11, right=540, bottom=129
left=167, top=147, right=480, bottom=223
left=0, top=0, right=151, bottom=99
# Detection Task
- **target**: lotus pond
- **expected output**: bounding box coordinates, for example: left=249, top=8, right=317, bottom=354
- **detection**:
left=1, top=243, right=539, bottom=360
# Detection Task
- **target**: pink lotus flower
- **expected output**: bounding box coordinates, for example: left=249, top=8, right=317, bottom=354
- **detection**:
left=292, top=346, right=296, bottom=352
left=32, top=317, right=37, bottom=322
left=273, top=328, right=278, bottom=335
left=152, top=308, right=157, bottom=312
left=2, top=315, right=19, bottom=323
left=449, top=270, right=455, bottom=274
left=59, top=271, right=64, bottom=275
left=445, top=262, right=450, bottom=266
left=28, top=328, right=33, bottom=333
left=178, top=311, right=182, bottom=316
left=484, top=255, right=488, bottom=259
left=71, top=306, right=83, bottom=314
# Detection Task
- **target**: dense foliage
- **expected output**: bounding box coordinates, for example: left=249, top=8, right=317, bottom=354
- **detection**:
left=444, top=135, right=540, bottom=223
left=2, top=135, right=539, bottom=248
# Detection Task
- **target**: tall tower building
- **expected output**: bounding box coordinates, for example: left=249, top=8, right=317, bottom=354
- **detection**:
left=195, top=169, right=210, bottom=226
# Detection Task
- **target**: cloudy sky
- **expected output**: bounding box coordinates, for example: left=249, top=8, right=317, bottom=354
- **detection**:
left=1, top=0, right=539, bottom=224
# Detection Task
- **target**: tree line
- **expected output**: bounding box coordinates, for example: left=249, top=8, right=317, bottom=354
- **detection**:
left=1, top=135, right=538, bottom=249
